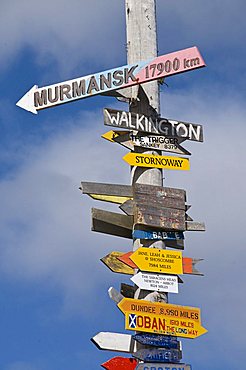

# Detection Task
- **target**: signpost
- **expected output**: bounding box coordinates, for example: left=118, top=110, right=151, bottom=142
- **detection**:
left=133, top=348, right=182, bottom=363
left=16, top=46, right=205, bottom=114
left=118, top=298, right=207, bottom=339
left=104, top=108, right=203, bottom=142
left=101, top=357, right=137, bottom=370
left=130, top=273, right=179, bottom=293
left=119, top=248, right=203, bottom=276
left=123, top=152, right=190, bottom=171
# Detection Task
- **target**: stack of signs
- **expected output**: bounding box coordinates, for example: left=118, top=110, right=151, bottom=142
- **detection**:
left=79, top=48, right=207, bottom=369
left=16, top=17, right=207, bottom=368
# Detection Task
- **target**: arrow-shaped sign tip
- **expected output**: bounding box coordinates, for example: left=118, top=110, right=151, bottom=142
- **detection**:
left=16, top=85, right=38, bottom=114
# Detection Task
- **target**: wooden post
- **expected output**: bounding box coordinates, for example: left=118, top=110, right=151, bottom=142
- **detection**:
left=125, top=0, right=167, bottom=300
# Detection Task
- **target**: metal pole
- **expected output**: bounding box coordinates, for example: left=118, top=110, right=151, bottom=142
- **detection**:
left=125, top=0, right=168, bottom=302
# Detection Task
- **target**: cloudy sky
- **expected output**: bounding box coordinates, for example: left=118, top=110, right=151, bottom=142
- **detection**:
left=0, top=0, right=245, bottom=369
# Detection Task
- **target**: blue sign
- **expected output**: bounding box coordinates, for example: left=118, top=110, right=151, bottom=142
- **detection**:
left=133, top=230, right=184, bottom=240
left=133, top=348, right=182, bottom=363
left=133, top=333, right=180, bottom=349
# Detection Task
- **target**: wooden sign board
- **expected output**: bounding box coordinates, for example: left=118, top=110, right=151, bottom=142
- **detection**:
left=123, top=152, right=190, bottom=171
left=130, top=272, right=179, bottom=293
left=91, top=208, right=133, bottom=239
left=101, top=357, right=137, bottom=370
left=104, top=108, right=204, bottom=142
left=134, top=183, right=186, bottom=208
left=133, top=333, right=180, bottom=349
left=133, top=348, right=182, bottom=363
left=80, top=181, right=132, bottom=197
left=135, top=204, right=186, bottom=231
left=118, top=298, right=207, bottom=339
left=136, top=363, right=191, bottom=370
left=103, top=130, right=191, bottom=155
left=17, top=46, right=205, bottom=114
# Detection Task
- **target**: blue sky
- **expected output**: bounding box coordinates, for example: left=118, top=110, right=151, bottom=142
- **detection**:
left=0, top=1, right=246, bottom=369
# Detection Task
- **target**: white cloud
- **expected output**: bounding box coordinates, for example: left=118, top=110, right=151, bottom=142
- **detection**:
left=0, top=0, right=125, bottom=76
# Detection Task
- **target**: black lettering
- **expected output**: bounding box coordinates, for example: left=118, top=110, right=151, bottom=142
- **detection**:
left=60, top=84, right=72, bottom=101
left=124, top=65, right=138, bottom=83
left=100, top=73, right=112, bottom=90
left=48, top=86, right=59, bottom=103
left=72, top=80, right=86, bottom=97
left=87, top=76, right=100, bottom=94
left=34, top=89, right=47, bottom=107
left=112, top=70, right=124, bottom=86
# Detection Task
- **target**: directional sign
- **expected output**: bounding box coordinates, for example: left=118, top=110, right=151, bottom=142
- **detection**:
left=136, top=363, right=191, bottom=370
left=17, top=46, right=205, bottom=114
left=101, top=251, right=135, bottom=275
left=123, top=152, right=190, bottom=171
left=133, top=348, right=182, bottom=363
left=80, top=181, right=132, bottom=197
left=92, top=208, right=133, bottom=239
left=101, top=357, right=137, bottom=370
left=133, top=230, right=184, bottom=241
left=102, top=130, right=191, bottom=155
left=129, top=248, right=183, bottom=274
left=120, top=200, right=191, bottom=217
left=118, top=298, right=207, bottom=339
left=91, top=332, right=138, bottom=353
left=104, top=108, right=203, bottom=142
left=119, top=249, right=203, bottom=276
left=133, top=333, right=180, bottom=349
left=101, top=130, right=130, bottom=143
left=131, top=272, right=179, bottom=293
left=135, top=205, right=186, bottom=231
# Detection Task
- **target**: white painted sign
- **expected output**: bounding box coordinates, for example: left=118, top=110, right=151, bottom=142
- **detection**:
left=91, top=332, right=137, bottom=353
left=130, top=272, right=179, bottom=293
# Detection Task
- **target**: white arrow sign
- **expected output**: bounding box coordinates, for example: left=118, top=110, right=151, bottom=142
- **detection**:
left=91, top=332, right=139, bottom=353
left=16, top=46, right=205, bottom=114
left=130, top=272, right=179, bottom=293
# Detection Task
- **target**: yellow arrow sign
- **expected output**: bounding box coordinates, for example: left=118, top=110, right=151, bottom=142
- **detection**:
left=130, top=247, right=183, bottom=274
left=118, top=298, right=207, bottom=339
left=122, top=152, right=190, bottom=170
left=101, top=130, right=128, bottom=143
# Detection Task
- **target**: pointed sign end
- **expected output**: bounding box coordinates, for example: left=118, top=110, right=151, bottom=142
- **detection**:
left=16, top=85, right=38, bottom=114
left=101, top=131, right=116, bottom=142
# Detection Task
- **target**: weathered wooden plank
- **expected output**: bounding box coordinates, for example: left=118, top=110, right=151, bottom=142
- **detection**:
left=186, top=221, right=205, bottom=231
left=80, top=182, right=133, bottom=197
left=133, top=183, right=186, bottom=201
left=134, top=205, right=186, bottom=231
left=92, top=208, right=133, bottom=239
